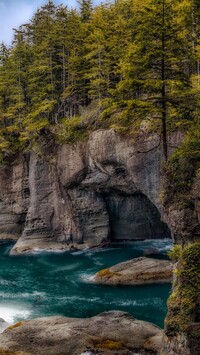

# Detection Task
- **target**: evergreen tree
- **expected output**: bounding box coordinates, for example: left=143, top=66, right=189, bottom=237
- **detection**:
left=0, top=43, right=9, bottom=128
left=53, top=6, right=87, bottom=119
left=85, top=4, right=119, bottom=113
left=0, top=0, right=198, bottom=159
left=0, top=43, right=11, bottom=154
left=24, top=1, right=58, bottom=139
left=78, top=0, right=93, bottom=23
left=116, top=0, right=194, bottom=160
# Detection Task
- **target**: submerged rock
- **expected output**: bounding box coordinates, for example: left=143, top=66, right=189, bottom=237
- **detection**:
left=143, top=247, right=160, bottom=256
left=0, top=311, right=162, bottom=355
left=93, top=257, right=173, bottom=286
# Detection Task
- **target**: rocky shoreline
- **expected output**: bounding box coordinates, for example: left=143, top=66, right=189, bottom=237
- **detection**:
left=0, top=311, right=163, bottom=355
left=0, top=128, right=199, bottom=354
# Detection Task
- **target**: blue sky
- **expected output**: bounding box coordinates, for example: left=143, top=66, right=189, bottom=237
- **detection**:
left=0, top=0, right=99, bottom=45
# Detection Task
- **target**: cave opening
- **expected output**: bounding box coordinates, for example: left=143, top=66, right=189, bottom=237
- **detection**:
left=104, top=192, right=171, bottom=241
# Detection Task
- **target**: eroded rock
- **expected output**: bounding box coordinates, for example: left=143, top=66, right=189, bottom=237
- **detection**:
left=0, top=129, right=175, bottom=254
left=93, top=257, right=173, bottom=286
left=0, top=311, right=162, bottom=355
left=0, top=155, right=29, bottom=241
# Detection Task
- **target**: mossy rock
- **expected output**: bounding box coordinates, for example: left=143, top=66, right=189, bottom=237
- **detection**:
left=6, top=322, right=26, bottom=331
left=165, top=243, right=200, bottom=337
left=0, top=350, right=29, bottom=355
left=97, top=268, right=117, bottom=278
left=94, top=339, right=125, bottom=350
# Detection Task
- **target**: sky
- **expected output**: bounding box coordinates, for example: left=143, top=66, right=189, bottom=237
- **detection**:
left=0, top=0, right=92, bottom=45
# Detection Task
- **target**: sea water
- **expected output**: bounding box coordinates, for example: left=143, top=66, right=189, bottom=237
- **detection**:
left=0, top=239, right=172, bottom=329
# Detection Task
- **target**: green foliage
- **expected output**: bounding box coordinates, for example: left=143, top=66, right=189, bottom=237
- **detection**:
left=168, top=245, right=182, bottom=261
left=0, top=0, right=200, bottom=159
left=165, top=243, right=200, bottom=336
left=164, top=119, right=200, bottom=204
left=51, top=117, right=88, bottom=144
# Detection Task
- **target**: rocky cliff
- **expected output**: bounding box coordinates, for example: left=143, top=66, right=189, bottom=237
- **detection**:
left=0, top=129, right=173, bottom=253
left=162, top=175, right=200, bottom=355
left=0, top=128, right=199, bottom=354
left=0, top=156, right=29, bottom=241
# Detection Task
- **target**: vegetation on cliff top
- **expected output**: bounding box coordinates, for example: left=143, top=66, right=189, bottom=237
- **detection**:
left=0, top=0, right=199, bottom=167
left=164, top=120, right=200, bottom=204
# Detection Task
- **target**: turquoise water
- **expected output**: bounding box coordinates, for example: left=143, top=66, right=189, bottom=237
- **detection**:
left=0, top=240, right=172, bottom=328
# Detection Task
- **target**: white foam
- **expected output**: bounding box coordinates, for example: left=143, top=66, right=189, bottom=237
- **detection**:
left=55, top=295, right=101, bottom=304
left=109, top=297, right=164, bottom=308
left=72, top=247, right=118, bottom=257
left=24, top=248, right=67, bottom=255
left=127, top=238, right=172, bottom=253
left=54, top=294, right=163, bottom=309
left=0, top=291, right=46, bottom=299
left=0, top=279, right=17, bottom=286
left=80, top=273, right=95, bottom=283
left=0, top=304, right=31, bottom=323
left=71, top=250, right=86, bottom=256
left=50, top=262, right=81, bottom=273
left=94, top=260, right=104, bottom=266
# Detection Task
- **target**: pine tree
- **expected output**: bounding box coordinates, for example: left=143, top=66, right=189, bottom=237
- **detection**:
left=116, top=0, right=194, bottom=160
left=54, top=6, right=86, bottom=119
left=0, top=43, right=11, bottom=154
left=0, top=0, right=198, bottom=158
left=78, top=0, right=93, bottom=23
left=85, top=4, right=118, bottom=114
left=0, top=43, right=9, bottom=128
left=25, top=1, right=58, bottom=137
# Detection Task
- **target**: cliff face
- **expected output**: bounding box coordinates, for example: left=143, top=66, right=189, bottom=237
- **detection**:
left=0, top=156, right=29, bottom=241
left=164, top=176, right=200, bottom=243
left=162, top=176, right=200, bottom=355
left=0, top=129, right=172, bottom=253
left=1, top=128, right=199, bottom=354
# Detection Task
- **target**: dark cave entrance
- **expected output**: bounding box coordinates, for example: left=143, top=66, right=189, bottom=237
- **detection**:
left=104, top=192, right=171, bottom=241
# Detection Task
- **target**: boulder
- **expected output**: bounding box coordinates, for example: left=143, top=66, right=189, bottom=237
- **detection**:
left=93, top=257, right=173, bottom=286
left=0, top=311, right=162, bottom=354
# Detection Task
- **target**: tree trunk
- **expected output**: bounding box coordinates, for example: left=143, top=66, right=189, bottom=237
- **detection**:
left=161, top=0, right=168, bottom=161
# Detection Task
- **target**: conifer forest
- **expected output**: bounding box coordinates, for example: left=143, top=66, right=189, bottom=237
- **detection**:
left=0, top=0, right=199, bottom=179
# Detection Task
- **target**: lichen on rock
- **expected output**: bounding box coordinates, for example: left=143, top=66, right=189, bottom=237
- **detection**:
left=0, top=311, right=162, bottom=355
